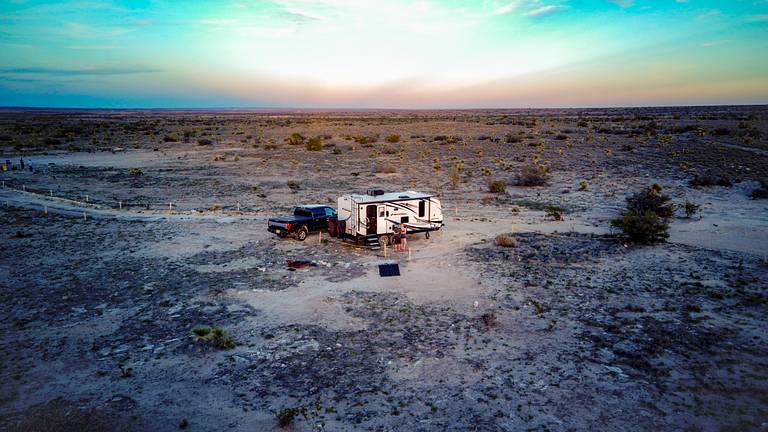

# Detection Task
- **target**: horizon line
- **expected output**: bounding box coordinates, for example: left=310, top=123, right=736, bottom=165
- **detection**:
left=1, top=103, right=767, bottom=112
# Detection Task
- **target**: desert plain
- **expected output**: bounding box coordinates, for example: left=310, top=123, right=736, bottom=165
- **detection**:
left=0, top=106, right=767, bottom=431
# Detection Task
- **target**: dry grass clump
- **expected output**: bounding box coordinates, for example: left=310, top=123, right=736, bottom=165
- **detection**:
left=495, top=233, right=517, bottom=247
left=689, top=173, right=732, bottom=188
left=488, top=180, right=506, bottom=193
left=192, top=326, right=236, bottom=349
left=197, top=138, right=212, bottom=146
left=385, top=134, right=401, bottom=143
left=516, top=165, right=549, bottom=186
left=374, top=163, right=397, bottom=174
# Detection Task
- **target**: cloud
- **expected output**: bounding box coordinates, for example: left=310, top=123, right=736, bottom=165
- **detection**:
left=493, top=0, right=568, bottom=17
left=0, top=66, right=162, bottom=76
left=608, top=0, right=634, bottom=7
left=523, top=5, right=569, bottom=17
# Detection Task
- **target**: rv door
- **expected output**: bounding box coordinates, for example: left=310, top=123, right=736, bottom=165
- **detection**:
left=366, top=205, right=377, bottom=235
left=377, top=205, right=388, bottom=234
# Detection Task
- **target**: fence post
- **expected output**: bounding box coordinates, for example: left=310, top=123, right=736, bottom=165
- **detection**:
left=85, top=195, right=89, bottom=203
left=83, top=212, right=87, bottom=221
left=50, top=190, right=53, bottom=196
left=384, top=243, right=387, bottom=258
left=44, top=205, right=48, bottom=215
left=119, top=201, right=122, bottom=210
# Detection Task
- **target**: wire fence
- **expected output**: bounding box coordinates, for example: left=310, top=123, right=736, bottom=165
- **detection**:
left=0, top=179, right=272, bottom=216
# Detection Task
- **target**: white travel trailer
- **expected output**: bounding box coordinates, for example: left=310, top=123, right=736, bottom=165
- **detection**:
left=336, top=189, right=444, bottom=246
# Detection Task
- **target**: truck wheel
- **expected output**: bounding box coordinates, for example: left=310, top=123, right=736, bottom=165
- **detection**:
left=378, top=234, right=391, bottom=247
left=296, top=226, right=308, bottom=241
left=425, top=232, right=430, bottom=239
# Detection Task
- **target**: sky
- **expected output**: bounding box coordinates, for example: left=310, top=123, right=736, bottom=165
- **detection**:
left=1, top=0, right=767, bottom=108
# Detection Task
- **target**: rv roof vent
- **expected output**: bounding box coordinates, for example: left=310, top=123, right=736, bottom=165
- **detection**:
left=367, top=188, right=385, bottom=196
left=398, top=195, right=410, bottom=199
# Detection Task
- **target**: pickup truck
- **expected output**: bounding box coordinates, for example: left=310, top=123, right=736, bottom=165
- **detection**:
left=267, top=205, right=337, bottom=241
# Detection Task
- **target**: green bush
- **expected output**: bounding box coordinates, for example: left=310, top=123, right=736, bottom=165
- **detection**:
left=129, top=167, right=143, bottom=176
left=545, top=205, right=563, bottom=221
left=611, top=184, right=673, bottom=244
left=285, top=133, right=305, bottom=146
left=305, top=136, right=322, bottom=151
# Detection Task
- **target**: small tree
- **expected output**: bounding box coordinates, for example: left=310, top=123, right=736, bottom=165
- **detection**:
left=611, top=184, right=673, bottom=244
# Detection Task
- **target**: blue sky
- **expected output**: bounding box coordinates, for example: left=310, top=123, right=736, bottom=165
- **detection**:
left=1, top=0, right=767, bottom=108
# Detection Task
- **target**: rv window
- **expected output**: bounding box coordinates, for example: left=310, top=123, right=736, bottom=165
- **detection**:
left=379, top=208, right=385, bottom=217
left=401, top=216, right=409, bottom=223
left=419, top=200, right=426, bottom=217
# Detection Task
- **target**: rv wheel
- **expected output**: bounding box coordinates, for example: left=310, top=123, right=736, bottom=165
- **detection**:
left=296, top=226, right=308, bottom=241
left=425, top=232, right=430, bottom=239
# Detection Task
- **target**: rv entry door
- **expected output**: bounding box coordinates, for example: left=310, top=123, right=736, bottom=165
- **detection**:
left=366, top=205, right=377, bottom=235
left=377, top=206, right=388, bottom=234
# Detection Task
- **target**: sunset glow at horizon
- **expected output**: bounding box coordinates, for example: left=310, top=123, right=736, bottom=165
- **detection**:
left=1, top=0, right=768, bottom=108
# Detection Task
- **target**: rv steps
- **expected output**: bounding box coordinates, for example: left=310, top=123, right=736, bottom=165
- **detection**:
left=365, top=236, right=381, bottom=251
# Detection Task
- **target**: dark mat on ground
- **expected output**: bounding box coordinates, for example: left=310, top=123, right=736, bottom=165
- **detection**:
left=378, top=263, right=400, bottom=277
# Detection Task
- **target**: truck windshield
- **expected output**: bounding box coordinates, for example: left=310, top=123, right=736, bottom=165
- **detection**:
left=294, top=208, right=312, bottom=217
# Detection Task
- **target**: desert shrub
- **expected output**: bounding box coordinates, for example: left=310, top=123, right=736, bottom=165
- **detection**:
left=620, top=144, right=634, bottom=151
left=285, top=133, right=305, bottom=146
left=197, top=138, right=212, bottom=146
left=711, top=127, right=731, bottom=136
left=489, top=180, right=506, bottom=193
left=579, top=180, right=589, bottom=190
left=611, top=184, right=673, bottom=244
left=545, top=205, right=564, bottom=221
left=504, top=133, right=522, bottom=144
left=192, top=326, right=234, bottom=349
left=689, top=173, right=732, bottom=188
left=385, top=134, right=400, bottom=143
left=495, top=233, right=517, bottom=247
left=554, top=133, right=568, bottom=140
left=305, top=136, right=322, bottom=151
left=516, top=165, right=549, bottom=186
left=162, top=134, right=179, bottom=142
left=264, top=143, right=278, bottom=150
left=276, top=407, right=307, bottom=428
left=682, top=201, right=700, bottom=218
left=211, top=204, right=222, bottom=211
left=129, top=167, right=143, bottom=176
left=287, top=180, right=300, bottom=191
left=751, top=179, right=768, bottom=199
left=480, top=167, right=492, bottom=176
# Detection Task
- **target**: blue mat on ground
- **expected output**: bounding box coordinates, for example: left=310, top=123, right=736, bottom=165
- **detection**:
left=378, top=263, right=400, bottom=277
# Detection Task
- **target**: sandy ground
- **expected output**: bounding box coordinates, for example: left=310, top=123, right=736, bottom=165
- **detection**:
left=0, top=107, right=767, bottom=431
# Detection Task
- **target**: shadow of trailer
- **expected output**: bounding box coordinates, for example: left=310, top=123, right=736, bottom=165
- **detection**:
left=330, top=189, right=444, bottom=248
